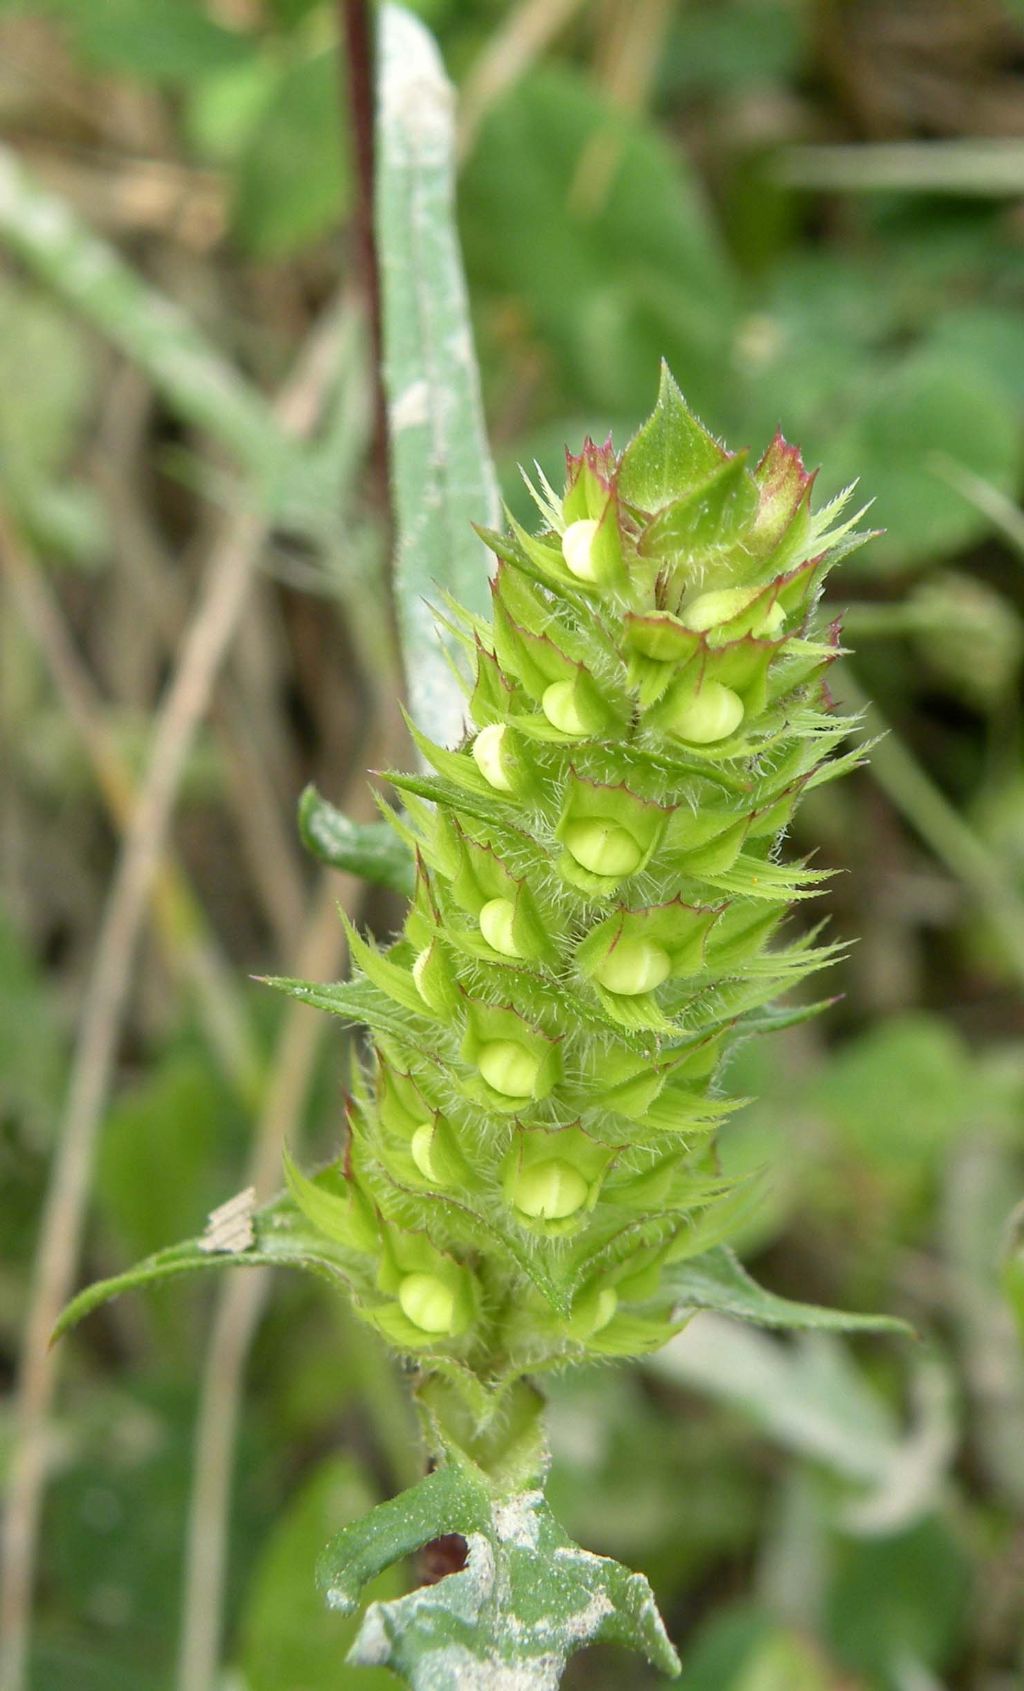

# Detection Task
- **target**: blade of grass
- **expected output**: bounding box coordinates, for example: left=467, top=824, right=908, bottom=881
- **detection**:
left=837, top=665, right=1024, bottom=990
left=931, top=452, right=1024, bottom=559
left=376, top=3, right=499, bottom=748
left=776, top=139, right=1024, bottom=196
left=0, top=145, right=301, bottom=505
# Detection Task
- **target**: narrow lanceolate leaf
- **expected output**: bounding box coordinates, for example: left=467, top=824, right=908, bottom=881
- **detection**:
left=298, top=784, right=415, bottom=893
left=376, top=4, right=499, bottom=746
left=318, top=1461, right=680, bottom=1689
left=666, top=1247, right=911, bottom=1335
left=52, top=1186, right=370, bottom=1342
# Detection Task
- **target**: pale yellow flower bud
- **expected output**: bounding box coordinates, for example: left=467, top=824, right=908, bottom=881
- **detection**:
left=563, top=819, right=643, bottom=877
left=478, top=1039, right=541, bottom=1098
left=510, top=1159, right=589, bottom=1220
left=472, top=722, right=514, bottom=791
left=561, top=518, right=601, bottom=582
left=410, top=1122, right=441, bottom=1183
left=665, top=680, right=743, bottom=745
left=682, top=587, right=784, bottom=639
left=593, top=937, right=671, bottom=996
left=398, top=1272, right=458, bottom=1334
left=479, top=897, right=520, bottom=958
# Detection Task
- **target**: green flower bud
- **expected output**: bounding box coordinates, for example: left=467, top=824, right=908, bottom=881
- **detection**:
left=410, top=1122, right=442, bottom=1183
left=398, top=1272, right=460, bottom=1335
left=563, top=819, right=643, bottom=878
left=541, top=679, right=599, bottom=737
left=478, top=1039, right=542, bottom=1099
left=479, top=896, right=520, bottom=958
left=471, top=722, right=514, bottom=791
left=411, top=948, right=432, bottom=1002
left=593, top=938, right=671, bottom=997
left=665, top=680, right=744, bottom=745
left=561, top=518, right=600, bottom=582
left=509, top=1159, right=589, bottom=1221
left=591, top=1287, right=618, bottom=1333
left=682, top=587, right=784, bottom=640
left=567, top=1285, right=618, bottom=1339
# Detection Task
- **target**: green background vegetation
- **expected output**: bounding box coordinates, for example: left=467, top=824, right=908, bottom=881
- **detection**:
left=2, top=1, right=1024, bottom=1687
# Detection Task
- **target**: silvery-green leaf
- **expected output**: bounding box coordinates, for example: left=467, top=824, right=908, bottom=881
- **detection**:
left=376, top=4, right=498, bottom=747
left=318, top=1461, right=681, bottom=1688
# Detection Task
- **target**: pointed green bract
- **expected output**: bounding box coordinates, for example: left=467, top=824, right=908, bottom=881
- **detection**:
left=375, top=2, right=499, bottom=747
left=618, top=361, right=726, bottom=511
left=297, top=784, right=415, bottom=894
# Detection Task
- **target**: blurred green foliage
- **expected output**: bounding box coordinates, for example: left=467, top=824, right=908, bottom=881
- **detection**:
left=3, top=0, right=1024, bottom=1687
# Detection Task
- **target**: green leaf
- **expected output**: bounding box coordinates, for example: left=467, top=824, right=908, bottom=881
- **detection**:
left=666, top=1246, right=910, bottom=1335
left=96, top=1050, right=247, bottom=1273
left=0, top=907, right=65, bottom=1140
left=238, top=1455, right=400, bottom=1690
left=55, top=0, right=251, bottom=83
left=232, top=46, right=350, bottom=258
left=317, top=1462, right=681, bottom=1687
left=459, top=70, right=735, bottom=425
left=53, top=1190, right=361, bottom=1343
left=264, top=974, right=420, bottom=1045
left=0, top=273, right=102, bottom=562
left=1004, top=1203, right=1024, bottom=1351
left=298, top=785, right=415, bottom=893
left=824, top=348, right=1022, bottom=571
left=824, top=1518, right=970, bottom=1682
left=810, top=1015, right=971, bottom=1176
left=0, top=275, right=95, bottom=485
left=376, top=4, right=498, bottom=747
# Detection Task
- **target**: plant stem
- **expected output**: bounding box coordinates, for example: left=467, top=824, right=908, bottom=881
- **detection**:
left=339, top=0, right=389, bottom=506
